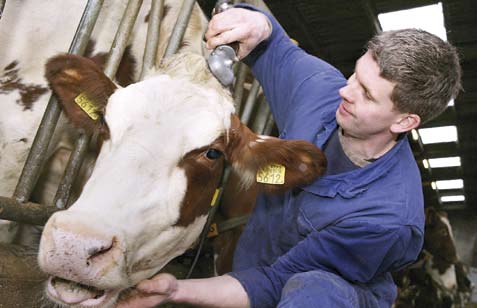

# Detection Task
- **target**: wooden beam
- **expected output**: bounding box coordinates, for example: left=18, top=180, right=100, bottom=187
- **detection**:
left=360, top=0, right=382, bottom=34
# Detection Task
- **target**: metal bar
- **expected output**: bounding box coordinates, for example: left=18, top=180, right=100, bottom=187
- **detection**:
left=53, top=132, right=90, bottom=209
left=0, top=0, right=5, bottom=19
left=104, top=0, right=143, bottom=78
left=0, top=196, right=59, bottom=225
left=240, top=78, right=261, bottom=126
left=139, top=0, right=165, bottom=80
left=54, top=0, right=144, bottom=207
left=233, top=63, right=248, bottom=114
left=251, top=95, right=270, bottom=133
left=216, top=214, right=250, bottom=234
left=360, top=0, right=382, bottom=34
left=163, top=0, right=196, bottom=58
left=263, top=112, right=275, bottom=136
left=13, top=0, right=104, bottom=202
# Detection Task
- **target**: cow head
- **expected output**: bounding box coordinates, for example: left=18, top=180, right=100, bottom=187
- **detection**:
left=38, top=52, right=327, bottom=307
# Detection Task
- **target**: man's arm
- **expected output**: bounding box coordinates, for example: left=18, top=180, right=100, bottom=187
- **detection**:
left=206, top=6, right=345, bottom=136
left=117, top=274, right=249, bottom=308
left=229, top=222, right=422, bottom=307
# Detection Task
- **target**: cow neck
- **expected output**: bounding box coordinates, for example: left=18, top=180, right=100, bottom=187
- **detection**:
left=184, top=163, right=229, bottom=278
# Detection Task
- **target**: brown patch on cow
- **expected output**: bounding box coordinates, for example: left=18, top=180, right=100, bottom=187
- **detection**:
left=115, top=46, right=137, bottom=86
left=175, top=141, right=226, bottom=227
left=4, top=61, right=17, bottom=71
left=178, top=40, right=191, bottom=52
left=45, top=54, right=117, bottom=138
left=84, top=39, right=137, bottom=87
left=0, top=60, right=49, bottom=110
left=163, top=4, right=170, bottom=20
left=144, top=4, right=170, bottom=23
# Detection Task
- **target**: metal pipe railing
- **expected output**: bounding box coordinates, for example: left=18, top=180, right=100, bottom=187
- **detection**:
left=139, top=0, right=165, bottom=80
left=54, top=0, right=145, bottom=208
left=0, top=0, right=5, bottom=19
left=163, top=0, right=196, bottom=58
left=240, top=78, right=261, bottom=126
left=104, top=0, right=144, bottom=78
left=13, top=0, right=105, bottom=203
left=53, top=131, right=91, bottom=209
left=262, top=112, right=275, bottom=136
left=251, top=95, right=270, bottom=134
left=233, top=63, right=248, bottom=114
left=0, top=196, right=59, bottom=226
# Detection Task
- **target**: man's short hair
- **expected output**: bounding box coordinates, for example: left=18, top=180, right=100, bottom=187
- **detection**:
left=367, top=28, right=462, bottom=124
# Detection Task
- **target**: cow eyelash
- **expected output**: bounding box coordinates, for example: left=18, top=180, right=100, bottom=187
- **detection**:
left=205, top=148, right=223, bottom=160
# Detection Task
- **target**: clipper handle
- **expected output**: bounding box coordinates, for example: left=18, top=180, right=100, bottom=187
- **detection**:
left=208, top=0, right=239, bottom=86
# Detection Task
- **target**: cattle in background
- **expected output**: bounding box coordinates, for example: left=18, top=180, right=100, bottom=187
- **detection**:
left=0, top=0, right=207, bottom=244
left=393, top=207, right=474, bottom=308
left=37, top=52, right=326, bottom=307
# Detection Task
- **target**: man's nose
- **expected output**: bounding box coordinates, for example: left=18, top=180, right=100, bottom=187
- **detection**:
left=339, top=76, right=358, bottom=102
left=339, top=84, right=354, bottom=102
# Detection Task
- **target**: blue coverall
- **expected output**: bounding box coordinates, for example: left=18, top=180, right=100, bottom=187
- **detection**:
left=228, top=5, right=425, bottom=308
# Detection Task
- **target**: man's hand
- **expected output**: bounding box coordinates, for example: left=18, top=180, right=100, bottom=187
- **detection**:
left=117, top=273, right=249, bottom=308
left=116, top=273, right=177, bottom=308
left=205, top=8, right=272, bottom=59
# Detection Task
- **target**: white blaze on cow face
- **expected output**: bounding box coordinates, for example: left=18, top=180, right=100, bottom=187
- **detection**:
left=72, top=73, right=233, bottom=273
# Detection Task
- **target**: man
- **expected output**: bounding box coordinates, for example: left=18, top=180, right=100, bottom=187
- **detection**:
left=118, top=4, right=461, bottom=308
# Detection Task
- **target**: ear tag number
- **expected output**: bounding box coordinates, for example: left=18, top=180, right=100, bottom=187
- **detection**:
left=74, top=92, right=100, bottom=120
left=256, top=164, right=286, bottom=184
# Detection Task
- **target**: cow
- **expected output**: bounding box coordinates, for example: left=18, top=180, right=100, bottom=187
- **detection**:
left=0, top=1, right=328, bottom=306
left=393, top=207, right=473, bottom=308
left=37, top=51, right=327, bottom=307
left=0, top=0, right=207, bottom=244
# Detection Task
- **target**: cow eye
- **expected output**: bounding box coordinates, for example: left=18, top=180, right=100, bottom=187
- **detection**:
left=205, top=148, right=222, bottom=160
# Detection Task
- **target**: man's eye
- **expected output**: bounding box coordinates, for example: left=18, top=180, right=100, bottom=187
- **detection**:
left=205, top=148, right=223, bottom=160
left=365, top=91, right=374, bottom=101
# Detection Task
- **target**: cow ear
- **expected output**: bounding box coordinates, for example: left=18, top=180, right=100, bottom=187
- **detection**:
left=225, top=115, right=327, bottom=193
left=45, top=54, right=117, bottom=137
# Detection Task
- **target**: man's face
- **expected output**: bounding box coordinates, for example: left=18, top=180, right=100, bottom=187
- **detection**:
left=336, top=50, right=402, bottom=139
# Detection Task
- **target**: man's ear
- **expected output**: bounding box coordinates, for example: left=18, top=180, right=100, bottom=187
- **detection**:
left=45, top=54, right=117, bottom=137
left=390, top=113, right=420, bottom=134
left=225, top=115, right=327, bottom=193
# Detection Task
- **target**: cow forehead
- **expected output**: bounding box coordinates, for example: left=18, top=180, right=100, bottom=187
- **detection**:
left=105, top=74, right=235, bottom=154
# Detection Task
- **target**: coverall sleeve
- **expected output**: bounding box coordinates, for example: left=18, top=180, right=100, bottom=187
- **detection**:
left=229, top=221, right=422, bottom=308
left=235, top=4, right=345, bottom=135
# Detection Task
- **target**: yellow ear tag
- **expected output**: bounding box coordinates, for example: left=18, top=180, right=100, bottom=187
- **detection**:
left=256, top=164, right=286, bottom=185
left=74, top=92, right=100, bottom=120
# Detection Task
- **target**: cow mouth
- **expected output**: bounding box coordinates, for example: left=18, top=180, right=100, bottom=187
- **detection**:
left=46, top=276, right=120, bottom=307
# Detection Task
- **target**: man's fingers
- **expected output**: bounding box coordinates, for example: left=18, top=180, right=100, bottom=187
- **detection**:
left=205, top=24, right=236, bottom=49
left=137, top=274, right=177, bottom=294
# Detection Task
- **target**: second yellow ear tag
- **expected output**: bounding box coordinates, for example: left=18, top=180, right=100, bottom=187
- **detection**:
left=256, top=164, right=286, bottom=185
left=74, top=92, right=100, bottom=120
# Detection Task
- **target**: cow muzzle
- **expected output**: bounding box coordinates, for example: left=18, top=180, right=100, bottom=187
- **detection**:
left=38, top=211, right=128, bottom=307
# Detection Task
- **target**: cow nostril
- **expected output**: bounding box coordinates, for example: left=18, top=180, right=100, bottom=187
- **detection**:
left=85, top=237, right=117, bottom=266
